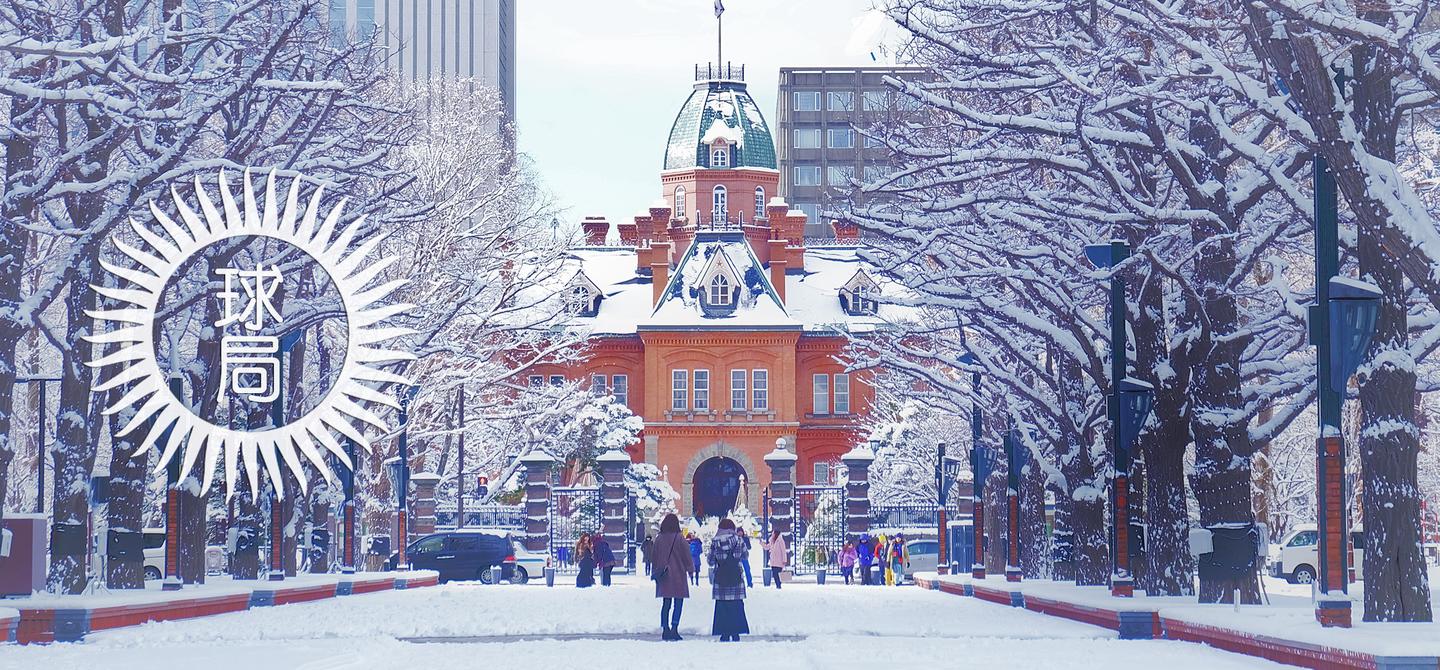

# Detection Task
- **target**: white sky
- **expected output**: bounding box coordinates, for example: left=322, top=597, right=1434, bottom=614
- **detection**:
left=516, top=0, right=898, bottom=231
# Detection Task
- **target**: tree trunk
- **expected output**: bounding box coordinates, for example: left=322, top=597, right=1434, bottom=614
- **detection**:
left=1050, top=482, right=1074, bottom=582
left=105, top=390, right=150, bottom=589
left=47, top=280, right=99, bottom=594
left=1019, top=455, right=1047, bottom=579
left=0, top=71, right=41, bottom=521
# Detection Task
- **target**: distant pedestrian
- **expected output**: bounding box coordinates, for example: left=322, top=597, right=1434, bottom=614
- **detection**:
left=594, top=534, right=616, bottom=586
left=839, top=541, right=858, bottom=585
left=740, top=531, right=754, bottom=588
left=687, top=532, right=703, bottom=586
left=641, top=535, right=655, bottom=576
left=575, top=533, right=596, bottom=588
left=857, top=535, right=874, bottom=585
left=764, top=529, right=788, bottom=589
left=707, top=518, right=750, bottom=642
left=889, top=535, right=908, bottom=586
left=652, top=514, right=694, bottom=641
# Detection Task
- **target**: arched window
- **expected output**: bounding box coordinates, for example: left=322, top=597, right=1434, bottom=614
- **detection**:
left=568, top=285, right=593, bottom=315
left=712, top=185, right=728, bottom=222
left=754, top=186, right=765, bottom=217
left=674, top=186, right=687, bottom=218
left=711, top=145, right=729, bottom=168
left=709, top=274, right=732, bottom=305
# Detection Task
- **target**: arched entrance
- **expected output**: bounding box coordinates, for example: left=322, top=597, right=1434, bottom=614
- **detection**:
left=692, top=456, right=744, bottom=518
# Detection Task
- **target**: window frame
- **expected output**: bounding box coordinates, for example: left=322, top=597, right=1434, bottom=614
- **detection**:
left=833, top=373, right=851, bottom=414
left=591, top=374, right=608, bottom=394
left=712, top=184, right=728, bottom=220
left=730, top=369, right=747, bottom=411
left=711, top=146, right=729, bottom=168
left=752, top=368, right=769, bottom=411
left=793, top=127, right=822, bottom=149
left=612, top=374, right=629, bottom=406
left=527, top=375, right=543, bottom=388
left=827, top=127, right=854, bottom=149
left=794, top=166, right=821, bottom=186
left=827, top=91, right=854, bottom=111
left=793, top=91, right=821, bottom=111
left=813, top=461, right=831, bottom=485
left=708, top=274, right=732, bottom=305
left=862, top=90, right=887, bottom=111
left=827, top=165, right=854, bottom=187
left=812, top=373, right=830, bottom=415
left=754, top=186, right=765, bottom=217
left=693, top=369, right=710, bottom=411
left=548, top=374, right=564, bottom=387
left=674, top=186, right=687, bottom=218
left=671, top=369, right=689, bottom=411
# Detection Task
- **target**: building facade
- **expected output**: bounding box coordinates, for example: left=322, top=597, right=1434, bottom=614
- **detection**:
left=775, top=66, right=928, bottom=238
left=328, top=0, right=516, bottom=120
left=530, top=64, right=901, bottom=519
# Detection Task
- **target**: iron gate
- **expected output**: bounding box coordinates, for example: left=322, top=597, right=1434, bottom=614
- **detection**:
left=791, top=485, right=846, bottom=575
left=548, top=486, right=602, bottom=575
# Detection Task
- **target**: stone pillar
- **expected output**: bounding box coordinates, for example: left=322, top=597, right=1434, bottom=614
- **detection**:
left=764, top=438, right=797, bottom=537
left=409, top=473, right=441, bottom=538
left=841, top=444, right=875, bottom=543
left=519, top=450, right=555, bottom=552
left=597, top=449, right=631, bottom=569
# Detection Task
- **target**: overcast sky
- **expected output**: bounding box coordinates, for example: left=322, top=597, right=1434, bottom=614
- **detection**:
left=516, top=0, right=900, bottom=231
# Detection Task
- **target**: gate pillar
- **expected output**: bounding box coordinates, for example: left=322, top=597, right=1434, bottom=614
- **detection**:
left=410, top=473, right=442, bottom=538
left=764, top=438, right=797, bottom=536
left=841, top=443, right=875, bottom=543
left=519, top=450, right=555, bottom=552
left=597, top=449, right=631, bottom=569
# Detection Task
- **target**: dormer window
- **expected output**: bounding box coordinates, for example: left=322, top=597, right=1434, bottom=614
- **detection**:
left=566, top=272, right=602, bottom=317
left=709, top=274, right=732, bottom=306
left=852, top=285, right=878, bottom=315
left=841, top=270, right=880, bottom=316
left=711, top=146, right=729, bottom=168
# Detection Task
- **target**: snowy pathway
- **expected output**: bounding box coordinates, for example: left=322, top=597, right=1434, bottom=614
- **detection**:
left=0, top=576, right=1284, bottom=669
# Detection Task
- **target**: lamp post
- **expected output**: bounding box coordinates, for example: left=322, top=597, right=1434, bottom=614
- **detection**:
left=163, top=375, right=185, bottom=591
left=455, top=386, right=467, bottom=528
left=341, top=438, right=357, bottom=574
left=936, top=442, right=962, bottom=575
left=390, top=385, right=419, bottom=570
left=1311, top=145, right=1382, bottom=627
left=1005, top=425, right=1023, bottom=582
left=959, top=352, right=987, bottom=580
left=265, top=329, right=305, bottom=582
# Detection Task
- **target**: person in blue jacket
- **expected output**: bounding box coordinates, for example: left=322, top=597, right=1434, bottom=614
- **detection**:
left=857, top=534, right=875, bottom=585
left=687, top=532, right=703, bottom=586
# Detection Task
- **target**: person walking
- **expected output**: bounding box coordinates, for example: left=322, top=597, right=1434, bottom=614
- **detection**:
left=641, top=534, right=655, bottom=576
left=838, top=541, right=858, bottom=585
left=764, top=529, right=788, bottom=589
left=707, top=518, right=750, bottom=642
left=594, top=534, right=616, bottom=586
left=575, top=533, right=596, bottom=588
left=739, top=531, right=754, bottom=588
left=687, top=532, right=703, bottom=586
left=652, top=514, right=694, bottom=641
left=889, top=535, right=908, bottom=586
left=857, top=535, right=874, bottom=586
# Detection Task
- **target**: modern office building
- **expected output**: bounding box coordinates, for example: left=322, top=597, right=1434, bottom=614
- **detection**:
left=775, top=66, right=929, bottom=238
left=328, top=0, right=516, bottom=121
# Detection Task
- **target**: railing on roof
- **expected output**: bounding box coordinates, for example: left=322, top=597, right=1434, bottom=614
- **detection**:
left=696, top=62, right=745, bottom=82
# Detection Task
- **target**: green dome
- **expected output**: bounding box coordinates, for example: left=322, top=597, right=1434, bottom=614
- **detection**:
left=663, top=80, right=776, bottom=171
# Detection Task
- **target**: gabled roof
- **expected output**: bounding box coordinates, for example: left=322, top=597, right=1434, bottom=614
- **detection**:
left=648, top=231, right=797, bottom=330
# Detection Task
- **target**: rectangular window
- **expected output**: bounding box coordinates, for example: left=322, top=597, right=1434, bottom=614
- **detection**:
left=591, top=374, right=607, bottom=394
left=827, top=165, right=854, bottom=187
left=671, top=370, right=688, bottom=411
left=793, top=91, right=821, bottom=111
left=834, top=373, right=850, bottom=414
left=797, top=203, right=820, bottom=223
left=862, top=90, right=887, bottom=111
left=693, top=369, right=710, bottom=411
left=549, top=375, right=564, bottom=387
left=863, top=133, right=884, bottom=148
left=812, top=373, right=830, bottom=415
left=612, top=374, right=629, bottom=406
left=827, top=91, right=853, bottom=111
left=814, top=462, right=831, bottom=485
left=794, top=166, right=821, bottom=186
left=730, top=370, right=747, bottom=411
left=827, top=128, right=854, bottom=149
left=752, top=369, right=769, bottom=411
left=793, top=128, right=821, bottom=149
left=528, top=375, right=543, bottom=388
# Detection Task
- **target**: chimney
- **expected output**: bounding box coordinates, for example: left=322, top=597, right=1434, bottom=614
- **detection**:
left=766, top=198, right=790, bottom=237
left=635, top=214, right=654, bottom=245
left=581, top=216, right=609, bottom=245
left=651, top=241, right=673, bottom=306
left=617, top=220, right=638, bottom=246
left=832, top=219, right=859, bottom=243
left=768, top=238, right=788, bottom=305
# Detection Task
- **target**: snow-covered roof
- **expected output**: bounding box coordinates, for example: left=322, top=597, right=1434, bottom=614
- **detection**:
left=559, top=238, right=906, bottom=335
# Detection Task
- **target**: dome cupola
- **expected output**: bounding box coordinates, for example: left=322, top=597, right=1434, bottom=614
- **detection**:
left=663, top=64, right=777, bottom=171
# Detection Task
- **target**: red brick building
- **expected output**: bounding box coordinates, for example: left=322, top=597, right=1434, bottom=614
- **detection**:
left=532, top=64, right=896, bottom=518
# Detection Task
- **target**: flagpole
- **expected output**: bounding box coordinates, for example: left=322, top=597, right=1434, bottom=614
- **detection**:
left=717, top=13, right=722, bottom=67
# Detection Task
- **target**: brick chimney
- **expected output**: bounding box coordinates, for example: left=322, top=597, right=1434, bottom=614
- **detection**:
left=617, top=220, right=638, bottom=246
left=581, top=216, right=609, bottom=245
left=768, top=238, right=788, bottom=304
left=766, top=199, right=791, bottom=238
left=832, top=219, right=859, bottom=243
left=635, top=214, right=654, bottom=245
left=651, top=241, right=673, bottom=306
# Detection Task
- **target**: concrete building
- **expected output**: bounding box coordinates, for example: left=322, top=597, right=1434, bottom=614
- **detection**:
left=775, top=66, right=928, bottom=238
left=328, top=0, right=516, bottom=120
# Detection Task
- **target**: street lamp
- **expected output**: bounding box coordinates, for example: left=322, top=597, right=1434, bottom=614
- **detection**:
left=1004, top=424, right=1023, bottom=582
left=958, top=351, right=987, bottom=580
left=340, top=438, right=357, bottom=574
left=267, top=329, right=305, bottom=582
left=385, top=455, right=406, bottom=570
left=936, top=442, right=963, bottom=575
left=1084, top=239, right=1152, bottom=597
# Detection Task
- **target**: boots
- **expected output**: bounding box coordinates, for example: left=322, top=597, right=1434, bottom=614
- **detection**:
left=662, top=627, right=683, bottom=641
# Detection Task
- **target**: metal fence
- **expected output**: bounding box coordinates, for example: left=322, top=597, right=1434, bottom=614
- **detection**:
left=869, top=501, right=965, bottom=535
left=791, top=485, right=846, bottom=575
left=434, top=503, right=524, bottom=531
left=547, top=487, right=602, bottom=575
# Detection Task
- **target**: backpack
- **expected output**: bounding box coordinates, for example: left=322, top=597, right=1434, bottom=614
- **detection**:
left=715, top=553, right=743, bottom=588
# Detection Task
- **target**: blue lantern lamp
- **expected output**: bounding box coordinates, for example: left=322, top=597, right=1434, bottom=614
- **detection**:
left=1327, top=277, right=1381, bottom=394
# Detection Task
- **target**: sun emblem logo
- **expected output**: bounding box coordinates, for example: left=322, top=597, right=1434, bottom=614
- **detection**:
left=87, top=168, right=414, bottom=499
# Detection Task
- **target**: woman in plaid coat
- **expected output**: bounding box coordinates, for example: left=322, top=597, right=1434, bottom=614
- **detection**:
left=707, top=519, right=750, bottom=641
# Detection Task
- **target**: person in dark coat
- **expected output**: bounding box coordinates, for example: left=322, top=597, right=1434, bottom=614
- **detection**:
left=641, top=535, right=655, bottom=576
left=593, top=534, right=616, bottom=586
left=652, top=514, right=694, bottom=641
left=575, top=533, right=595, bottom=588
left=687, top=532, right=703, bottom=586
left=740, top=531, right=754, bottom=588
left=857, top=535, right=875, bottom=586
left=707, top=518, right=750, bottom=642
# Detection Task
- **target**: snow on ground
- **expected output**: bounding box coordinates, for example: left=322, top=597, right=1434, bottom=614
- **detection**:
left=0, top=575, right=1284, bottom=670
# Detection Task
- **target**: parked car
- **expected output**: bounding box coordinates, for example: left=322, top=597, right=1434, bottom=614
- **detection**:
left=142, top=528, right=166, bottom=581
left=510, top=538, right=545, bottom=584
left=906, top=539, right=939, bottom=574
left=386, top=529, right=517, bottom=583
left=1269, top=524, right=1365, bottom=584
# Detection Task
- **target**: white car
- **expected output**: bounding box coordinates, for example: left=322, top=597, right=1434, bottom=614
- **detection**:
left=1269, top=524, right=1365, bottom=584
left=510, top=537, right=545, bottom=584
left=905, top=539, right=939, bottom=575
left=142, top=528, right=166, bottom=581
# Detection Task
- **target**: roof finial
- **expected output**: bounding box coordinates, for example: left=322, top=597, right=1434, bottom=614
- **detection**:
left=714, top=0, right=724, bottom=66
